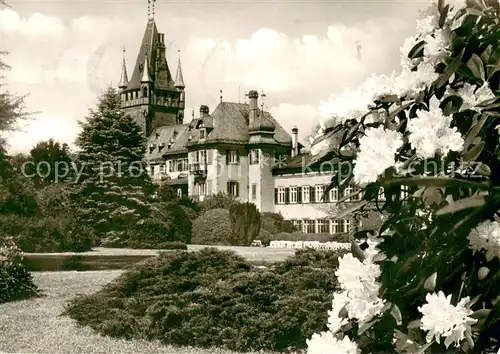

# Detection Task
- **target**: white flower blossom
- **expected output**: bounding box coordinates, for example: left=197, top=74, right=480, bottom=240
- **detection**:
left=319, top=88, right=373, bottom=124
left=307, top=242, right=384, bottom=354
left=353, top=127, right=403, bottom=185
left=416, top=2, right=440, bottom=36
left=400, top=35, right=421, bottom=71
left=418, top=291, right=477, bottom=348
left=423, top=28, right=452, bottom=65
left=468, top=220, right=500, bottom=261
left=407, top=96, right=464, bottom=159
left=307, top=332, right=360, bottom=354
left=446, top=82, right=497, bottom=112
left=335, top=250, right=386, bottom=324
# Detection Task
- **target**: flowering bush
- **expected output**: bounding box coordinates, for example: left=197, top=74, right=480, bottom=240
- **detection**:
left=307, top=0, right=500, bottom=353
left=0, top=235, right=38, bottom=303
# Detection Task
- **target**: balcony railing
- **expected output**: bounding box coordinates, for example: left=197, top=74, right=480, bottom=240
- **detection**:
left=189, top=160, right=207, bottom=175
left=120, top=97, right=182, bottom=108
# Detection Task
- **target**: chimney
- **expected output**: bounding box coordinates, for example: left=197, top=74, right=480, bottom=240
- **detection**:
left=200, top=105, right=210, bottom=117
left=292, top=126, right=299, bottom=157
left=248, top=90, right=259, bottom=128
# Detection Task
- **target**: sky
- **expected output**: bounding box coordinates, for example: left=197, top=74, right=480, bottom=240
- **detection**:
left=0, top=0, right=429, bottom=154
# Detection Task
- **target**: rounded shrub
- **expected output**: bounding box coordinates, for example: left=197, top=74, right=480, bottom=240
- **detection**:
left=0, top=235, right=38, bottom=304
left=256, top=229, right=272, bottom=246
left=64, top=247, right=348, bottom=352
left=191, top=208, right=234, bottom=245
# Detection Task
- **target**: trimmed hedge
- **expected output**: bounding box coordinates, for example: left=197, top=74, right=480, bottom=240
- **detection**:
left=191, top=208, right=235, bottom=245
left=64, top=248, right=348, bottom=352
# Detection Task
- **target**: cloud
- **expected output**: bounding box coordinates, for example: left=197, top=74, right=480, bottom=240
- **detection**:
left=0, top=9, right=64, bottom=37
left=269, top=103, right=320, bottom=145
left=4, top=114, right=79, bottom=153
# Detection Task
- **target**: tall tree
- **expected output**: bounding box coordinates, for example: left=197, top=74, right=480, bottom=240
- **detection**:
left=0, top=52, right=36, bottom=215
left=0, top=52, right=30, bottom=152
left=72, top=87, right=155, bottom=240
left=27, top=139, right=73, bottom=187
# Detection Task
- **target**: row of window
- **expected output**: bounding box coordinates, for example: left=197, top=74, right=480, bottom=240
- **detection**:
left=121, top=89, right=178, bottom=102
left=195, top=181, right=240, bottom=197
left=169, top=158, right=188, bottom=172
left=152, top=149, right=287, bottom=169
left=291, top=219, right=356, bottom=234
left=275, top=185, right=361, bottom=204
left=275, top=185, right=410, bottom=204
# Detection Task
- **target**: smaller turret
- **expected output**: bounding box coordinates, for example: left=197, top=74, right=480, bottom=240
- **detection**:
left=118, top=48, right=128, bottom=90
left=174, top=50, right=185, bottom=90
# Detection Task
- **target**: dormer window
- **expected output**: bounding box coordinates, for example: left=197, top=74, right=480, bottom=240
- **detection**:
left=149, top=143, right=156, bottom=153
left=158, top=143, right=165, bottom=152
left=199, top=129, right=206, bottom=139
left=143, top=87, right=148, bottom=98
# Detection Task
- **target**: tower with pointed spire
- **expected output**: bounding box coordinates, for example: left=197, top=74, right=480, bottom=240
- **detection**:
left=118, top=3, right=185, bottom=136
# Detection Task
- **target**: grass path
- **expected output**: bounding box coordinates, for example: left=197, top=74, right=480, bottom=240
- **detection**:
left=0, top=270, right=282, bottom=354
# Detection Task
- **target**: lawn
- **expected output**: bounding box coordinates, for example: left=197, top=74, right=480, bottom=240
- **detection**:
left=0, top=270, right=293, bottom=354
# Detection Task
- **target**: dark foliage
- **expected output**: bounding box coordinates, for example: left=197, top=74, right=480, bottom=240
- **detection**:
left=198, top=193, right=240, bottom=213
left=0, top=214, right=94, bottom=253
left=0, top=263, right=39, bottom=304
left=71, top=87, right=154, bottom=240
left=260, top=212, right=297, bottom=235
left=64, top=248, right=348, bottom=352
left=26, top=138, right=73, bottom=187
left=229, top=202, right=261, bottom=246
left=191, top=208, right=235, bottom=245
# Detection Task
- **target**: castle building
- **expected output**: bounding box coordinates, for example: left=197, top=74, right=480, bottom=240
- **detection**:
left=118, top=13, right=394, bottom=236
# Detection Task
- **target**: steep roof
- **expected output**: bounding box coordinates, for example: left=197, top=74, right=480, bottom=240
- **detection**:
left=147, top=124, right=190, bottom=160
left=146, top=101, right=294, bottom=161
left=186, top=102, right=292, bottom=147
left=126, top=19, right=176, bottom=91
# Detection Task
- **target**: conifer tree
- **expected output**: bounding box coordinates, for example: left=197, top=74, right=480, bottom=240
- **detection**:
left=72, top=87, right=155, bottom=240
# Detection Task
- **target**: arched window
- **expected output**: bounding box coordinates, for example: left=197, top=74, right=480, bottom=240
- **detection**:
left=143, top=87, right=148, bottom=98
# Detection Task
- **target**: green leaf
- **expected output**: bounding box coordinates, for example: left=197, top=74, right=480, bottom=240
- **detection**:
left=439, top=4, right=450, bottom=27
left=463, top=141, right=485, bottom=161
left=372, top=252, right=387, bottom=262
left=463, top=114, right=487, bottom=151
left=351, top=240, right=365, bottom=262
left=358, top=318, right=377, bottom=335
left=381, top=177, right=489, bottom=190
left=465, top=7, right=485, bottom=17
left=486, top=64, right=500, bottom=80
left=470, top=308, right=491, bottom=319
left=407, top=319, right=421, bottom=329
left=408, top=40, right=426, bottom=60
left=434, top=50, right=464, bottom=88
left=378, top=94, right=400, bottom=103
left=467, top=54, right=486, bottom=80
left=440, top=95, right=463, bottom=115
left=435, top=194, right=486, bottom=216
left=481, top=44, right=493, bottom=63
left=416, top=341, right=434, bottom=354
left=390, top=304, right=403, bottom=325
left=476, top=163, right=491, bottom=176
